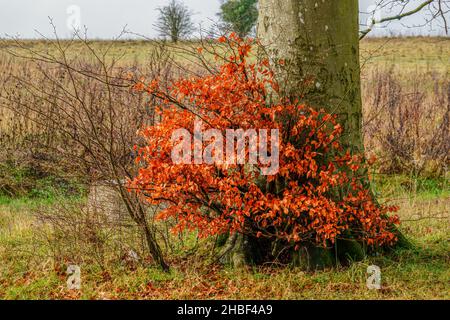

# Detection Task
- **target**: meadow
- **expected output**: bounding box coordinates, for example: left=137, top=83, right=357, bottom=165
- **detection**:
left=0, top=37, right=448, bottom=300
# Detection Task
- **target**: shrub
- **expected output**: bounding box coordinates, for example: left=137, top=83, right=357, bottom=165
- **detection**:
left=130, top=35, right=400, bottom=251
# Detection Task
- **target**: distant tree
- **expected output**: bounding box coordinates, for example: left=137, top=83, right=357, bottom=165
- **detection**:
left=154, top=0, right=194, bottom=43
left=360, top=0, right=449, bottom=39
left=219, top=0, right=258, bottom=37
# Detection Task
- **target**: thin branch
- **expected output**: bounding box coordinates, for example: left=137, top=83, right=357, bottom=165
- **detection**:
left=360, top=0, right=434, bottom=40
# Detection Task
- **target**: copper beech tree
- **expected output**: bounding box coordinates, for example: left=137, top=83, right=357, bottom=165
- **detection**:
left=130, top=35, right=400, bottom=268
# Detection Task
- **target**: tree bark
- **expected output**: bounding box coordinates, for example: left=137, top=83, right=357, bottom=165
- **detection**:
left=257, top=0, right=363, bottom=152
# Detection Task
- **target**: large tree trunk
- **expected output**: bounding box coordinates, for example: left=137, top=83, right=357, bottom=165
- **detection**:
left=257, top=0, right=363, bottom=152
left=220, top=1, right=407, bottom=269
left=258, top=1, right=365, bottom=268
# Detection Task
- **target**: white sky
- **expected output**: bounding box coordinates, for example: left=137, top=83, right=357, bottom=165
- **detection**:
left=0, top=0, right=447, bottom=39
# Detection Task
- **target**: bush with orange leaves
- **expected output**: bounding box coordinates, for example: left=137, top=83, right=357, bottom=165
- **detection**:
left=129, top=35, right=399, bottom=252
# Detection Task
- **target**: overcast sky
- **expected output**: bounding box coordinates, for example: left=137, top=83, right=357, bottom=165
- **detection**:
left=0, top=0, right=447, bottom=39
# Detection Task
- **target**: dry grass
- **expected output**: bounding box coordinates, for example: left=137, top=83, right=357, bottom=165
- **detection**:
left=1, top=36, right=448, bottom=69
left=360, top=37, right=450, bottom=73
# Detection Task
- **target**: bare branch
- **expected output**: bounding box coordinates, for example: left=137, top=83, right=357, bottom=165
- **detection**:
left=360, top=0, right=435, bottom=39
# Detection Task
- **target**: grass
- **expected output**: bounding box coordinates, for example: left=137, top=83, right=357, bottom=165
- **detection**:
left=0, top=175, right=448, bottom=300
left=1, top=36, right=449, bottom=70
left=360, top=37, right=450, bottom=73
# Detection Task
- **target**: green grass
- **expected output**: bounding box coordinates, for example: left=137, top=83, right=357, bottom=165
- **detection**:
left=372, top=174, right=449, bottom=200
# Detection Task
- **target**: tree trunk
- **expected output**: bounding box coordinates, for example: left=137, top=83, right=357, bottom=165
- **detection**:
left=257, top=0, right=363, bottom=152
left=257, top=0, right=364, bottom=269
left=219, top=1, right=407, bottom=269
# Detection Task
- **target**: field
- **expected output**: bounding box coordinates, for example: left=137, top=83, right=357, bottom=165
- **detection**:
left=0, top=37, right=449, bottom=300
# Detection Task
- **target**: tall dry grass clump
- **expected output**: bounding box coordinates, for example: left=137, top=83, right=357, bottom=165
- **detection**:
left=362, top=68, right=449, bottom=177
